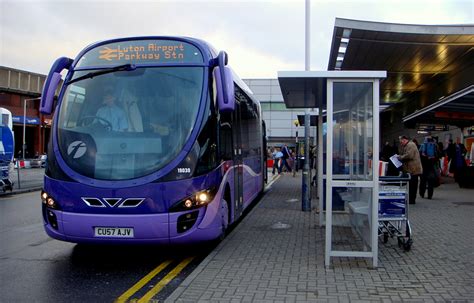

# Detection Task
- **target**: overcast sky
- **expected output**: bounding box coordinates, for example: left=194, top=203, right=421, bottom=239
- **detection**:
left=1, top=0, right=473, bottom=78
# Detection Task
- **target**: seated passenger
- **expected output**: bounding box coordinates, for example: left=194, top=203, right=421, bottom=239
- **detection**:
left=96, top=87, right=129, bottom=131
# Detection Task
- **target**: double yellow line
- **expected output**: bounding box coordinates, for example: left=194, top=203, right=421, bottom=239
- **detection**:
left=115, top=257, right=194, bottom=303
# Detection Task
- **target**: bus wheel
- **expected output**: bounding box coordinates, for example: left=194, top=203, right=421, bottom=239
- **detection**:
left=219, top=199, right=230, bottom=241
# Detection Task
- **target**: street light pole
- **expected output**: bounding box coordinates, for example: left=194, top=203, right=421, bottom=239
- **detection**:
left=23, top=99, right=27, bottom=160
left=294, top=119, right=299, bottom=174
left=302, top=0, right=311, bottom=211
left=23, top=98, right=39, bottom=160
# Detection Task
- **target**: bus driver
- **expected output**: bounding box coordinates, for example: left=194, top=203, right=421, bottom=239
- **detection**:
left=96, top=87, right=129, bottom=132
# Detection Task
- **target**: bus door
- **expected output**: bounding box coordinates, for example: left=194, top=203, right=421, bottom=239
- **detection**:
left=232, top=100, right=244, bottom=219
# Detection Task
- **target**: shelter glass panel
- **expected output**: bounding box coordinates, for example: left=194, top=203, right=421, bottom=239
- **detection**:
left=332, top=82, right=373, bottom=180
left=331, top=187, right=374, bottom=252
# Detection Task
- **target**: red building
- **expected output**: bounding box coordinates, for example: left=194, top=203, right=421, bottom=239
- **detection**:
left=0, top=66, right=52, bottom=158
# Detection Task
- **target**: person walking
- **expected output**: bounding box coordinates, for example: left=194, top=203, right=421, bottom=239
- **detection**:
left=419, top=136, right=438, bottom=199
left=290, top=149, right=297, bottom=177
left=280, top=144, right=292, bottom=173
left=398, top=135, right=423, bottom=204
left=447, top=137, right=467, bottom=183
left=271, top=147, right=282, bottom=175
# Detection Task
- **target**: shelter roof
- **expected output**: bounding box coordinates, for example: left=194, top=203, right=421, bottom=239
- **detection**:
left=278, top=70, right=386, bottom=109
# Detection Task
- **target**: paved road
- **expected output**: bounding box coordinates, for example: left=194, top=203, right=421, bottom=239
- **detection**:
left=0, top=191, right=217, bottom=302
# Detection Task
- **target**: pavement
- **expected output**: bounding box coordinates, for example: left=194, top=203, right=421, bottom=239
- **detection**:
left=3, top=169, right=473, bottom=302
left=0, top=167, right=44, bottom=196
left=167, top=173, right=474, bottom=302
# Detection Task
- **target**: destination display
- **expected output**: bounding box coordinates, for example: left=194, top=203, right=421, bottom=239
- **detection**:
left=76, top=39, right=204, bottom=67
left=417, top=123, right=449, bottom=132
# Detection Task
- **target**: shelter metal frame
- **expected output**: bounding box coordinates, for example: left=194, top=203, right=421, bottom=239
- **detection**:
left=278, top=70, right=386, bottom=268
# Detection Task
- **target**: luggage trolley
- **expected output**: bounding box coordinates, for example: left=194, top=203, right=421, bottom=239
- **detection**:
left=378, top=175, right=412, bottom=251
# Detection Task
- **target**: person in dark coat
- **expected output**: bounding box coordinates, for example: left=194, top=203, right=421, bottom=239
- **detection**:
left=419, top=137, right=438, bottom=199
left=280, top=144, right=292, bottom=173
left=447, top=137, right=467, bottom=182
left=398, top=136, right=423, bottom=204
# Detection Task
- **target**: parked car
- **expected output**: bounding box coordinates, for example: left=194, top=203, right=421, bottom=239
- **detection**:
left=30, top=154, right=47, bottom=168
left=30, top=158, right=42, bottom=168
left=40, top=154, right=47, bottom=168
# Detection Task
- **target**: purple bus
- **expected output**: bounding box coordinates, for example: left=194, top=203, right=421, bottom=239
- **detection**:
left=40, top=37, right=266, bottom=244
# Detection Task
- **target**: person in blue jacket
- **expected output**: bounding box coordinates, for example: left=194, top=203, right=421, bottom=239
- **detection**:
left=280, top=144, right=292, bottom=173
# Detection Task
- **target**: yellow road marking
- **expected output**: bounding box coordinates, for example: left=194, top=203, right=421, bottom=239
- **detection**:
left=115, top=259, right=172, bottom=303
left=266, top=174, right=281, bottom=188
left=137, top=257, right=195, bottom=303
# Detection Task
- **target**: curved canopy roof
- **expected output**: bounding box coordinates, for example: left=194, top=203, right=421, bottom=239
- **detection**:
left=327, top=18, right=474, bottom=127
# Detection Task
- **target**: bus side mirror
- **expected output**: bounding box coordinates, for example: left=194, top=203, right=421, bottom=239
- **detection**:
left=40, top=72, right=61, bottom=115
left=214, top=51, right=235, bottom=113
left=40, top=57, right=73, bottom=115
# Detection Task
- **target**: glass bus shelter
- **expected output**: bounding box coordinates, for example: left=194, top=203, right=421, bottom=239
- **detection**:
left=278, top=71, right=386, bottom=267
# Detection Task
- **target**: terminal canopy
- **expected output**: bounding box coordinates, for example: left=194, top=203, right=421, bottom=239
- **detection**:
left=402, top=85, right=474, bottom=128
left=327, top=18, right=474, bottom=128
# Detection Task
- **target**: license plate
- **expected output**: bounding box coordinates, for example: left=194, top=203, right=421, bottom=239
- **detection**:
left=94, top=227, right=134, bottom=238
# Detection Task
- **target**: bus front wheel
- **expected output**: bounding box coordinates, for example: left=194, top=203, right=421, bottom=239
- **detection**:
left=218, top=199, right=230, bottom=241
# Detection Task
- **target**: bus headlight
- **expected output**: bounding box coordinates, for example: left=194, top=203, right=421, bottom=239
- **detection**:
left=197, top=193, right=208, bottom=204
left=41, top=190, right=60, bottom=210
left=169, top=188, right=217, bottom=212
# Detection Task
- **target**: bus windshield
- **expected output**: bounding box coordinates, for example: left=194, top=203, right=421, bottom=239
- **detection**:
left=57, top=67, right=203, bottom=180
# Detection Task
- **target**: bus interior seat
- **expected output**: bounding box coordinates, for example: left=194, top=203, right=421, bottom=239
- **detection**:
left=120, top=90, right=144, bottom=132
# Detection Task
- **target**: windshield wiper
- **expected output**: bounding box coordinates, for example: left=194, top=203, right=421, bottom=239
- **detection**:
left=66, top=64, right=136, bottom=85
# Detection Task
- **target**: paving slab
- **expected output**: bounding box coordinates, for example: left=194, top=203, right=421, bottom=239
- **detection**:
left=167, top=174, right=474, bottom=302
